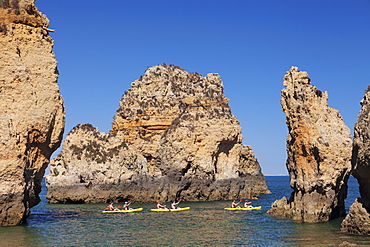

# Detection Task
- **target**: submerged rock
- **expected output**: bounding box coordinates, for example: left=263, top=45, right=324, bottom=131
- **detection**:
left=0, top=0, right=65, bottom=226
left=47, top=64, right=269, bottom=203
left=341, top=86, right=370, bottom=235
left=267, top=67, right=352, bottom=222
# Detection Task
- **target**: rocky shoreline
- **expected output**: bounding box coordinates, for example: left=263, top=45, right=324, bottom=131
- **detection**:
left=1, top=1, right=370, bottom=236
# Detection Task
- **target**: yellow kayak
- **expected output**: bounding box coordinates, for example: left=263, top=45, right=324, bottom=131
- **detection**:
left=151, top=207, right=190, bottom=212
left=224, top=206, right=262, bottom=211
left=102, top=208, right=143, bottom=213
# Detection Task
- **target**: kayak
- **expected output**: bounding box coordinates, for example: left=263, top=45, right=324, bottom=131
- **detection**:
left=102, top=208, right=143, bottom=213
left=150, top=207, right=190, bottom=212
left=224, top=206, right=262, bottom=211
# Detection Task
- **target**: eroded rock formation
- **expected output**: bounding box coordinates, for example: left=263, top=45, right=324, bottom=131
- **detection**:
left=267, top=67, right=352, bottom=222
left=46, top=64, right=269, bottom=203
left=341, top=86, right=370, bottom=235
left=0, top=0, right=65, bottom=226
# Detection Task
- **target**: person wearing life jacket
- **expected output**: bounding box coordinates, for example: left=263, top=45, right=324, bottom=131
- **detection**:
left=156, top=200, right=167, bottom=209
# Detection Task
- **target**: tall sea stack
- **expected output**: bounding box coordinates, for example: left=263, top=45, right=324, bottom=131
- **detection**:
left=267, top=67, right=352, bottom=222
left=46, top=64, right=269, bottom=203
left=341, top=85, right=370, bottom=235
left=0, top=0, right=65, bottom=226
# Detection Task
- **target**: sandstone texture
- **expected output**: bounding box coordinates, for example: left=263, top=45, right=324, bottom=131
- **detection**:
left=341, top=86, right=370, bottom=235
left=341, top=198, right=370, bottom=235
left=47, top=64, right=269, bottom=203
left=267, top=67, right=352, bottom=222
left=0, top=0, right=65, bottom=226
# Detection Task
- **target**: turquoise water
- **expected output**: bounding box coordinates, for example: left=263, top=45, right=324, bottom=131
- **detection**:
left=1, top=176, right=370, bottom=246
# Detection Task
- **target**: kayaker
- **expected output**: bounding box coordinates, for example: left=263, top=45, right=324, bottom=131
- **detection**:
left=244, top=200, right=252, bottom=208
left=107, top=202, right=116, bottom=211
left=123, top=201, right=132, bottom=210
left=156, top=200, right=167, bottom=209
left=231, top=200, right=240, bottom=208
left=171, top=200, right=181, bottom=209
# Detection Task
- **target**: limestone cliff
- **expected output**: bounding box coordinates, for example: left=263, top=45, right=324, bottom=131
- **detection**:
left=47, top=64, right=269, bottom=203
left=267, top=67, right=352, bottom=222
left=341, top=86, right=370, bottom=235
left=0, top=0, right=65, bottom=226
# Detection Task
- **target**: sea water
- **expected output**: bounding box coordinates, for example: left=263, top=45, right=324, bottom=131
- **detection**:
left=0, top=176, right=370, bottom=246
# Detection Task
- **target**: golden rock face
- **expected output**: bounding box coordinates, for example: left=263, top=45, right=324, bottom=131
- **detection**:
left=0, top=0, right=65, bottom=226
left=268, top=67, right=352, bottom=222
left=341, top=86, right=370, bottom=235
left=47, top=64, right=269, bottom=204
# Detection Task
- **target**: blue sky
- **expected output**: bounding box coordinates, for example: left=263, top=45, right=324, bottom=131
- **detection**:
left=36, top=0, right=370, bottom=175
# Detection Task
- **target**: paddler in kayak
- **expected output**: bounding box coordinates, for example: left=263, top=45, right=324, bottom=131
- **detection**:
left=122, top=201, right=132, bottom=210
left=156, top=200, right=167, bottom=209
left=231, top=200, right=240, bottom=208
left=107, top=202, right=119, bottom=211
left=244, top=199, right=253, bottom=208
left=171, top=198, right=182, bottom=209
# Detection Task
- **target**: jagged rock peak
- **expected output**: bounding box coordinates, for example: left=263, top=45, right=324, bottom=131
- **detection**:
left=0, top=0, right=65, bottom=226
left=282, top=66, right=311, bottom=86
left=0, top=0, right=50, bottom=32
left=134, top=63, right=223, bottom=87
left=47, top=64, right=269, bottom=203
left=341, top=85, right=370, bottom=235
left=267, top=67, right=352, bottom=222
left=113, top=63, right=226, bottom=129
left=111, top=63, right=231, bottom=155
